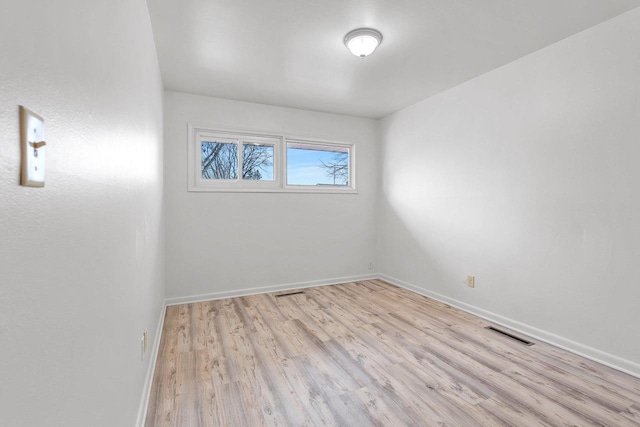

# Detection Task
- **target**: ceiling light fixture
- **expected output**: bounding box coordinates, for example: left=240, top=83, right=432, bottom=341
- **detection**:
left=344, top=28, right=383, bottom=58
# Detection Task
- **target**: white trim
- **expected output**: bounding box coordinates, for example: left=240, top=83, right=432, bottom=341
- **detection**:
left=164, top=274, right=378, bottom=306
left=186, top=187, right=359, bottom=194
left=187, top=122, right=357, bottom=194
left=188, top=125, right=283, bottom=191
left=379, top=273, right=640, bottom=379
left=135, top=304, right=167, bottom=427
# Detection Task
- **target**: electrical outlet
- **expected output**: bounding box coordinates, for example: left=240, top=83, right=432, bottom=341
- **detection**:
left=466, top=275, right=475, bottom=288
left=368, top=261, right=373, bottom=270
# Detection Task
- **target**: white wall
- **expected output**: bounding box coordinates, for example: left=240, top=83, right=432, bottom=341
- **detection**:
left=380, top=8, right=640, bottom=374
left=0, top=1, right=164, bottom=426
left=164, top=91, right=378, bottom=300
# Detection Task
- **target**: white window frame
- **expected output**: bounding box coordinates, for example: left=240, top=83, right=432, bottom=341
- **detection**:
left=189, top=125, right=282, bottom=192
left=188, top=123, right=357, bottom=193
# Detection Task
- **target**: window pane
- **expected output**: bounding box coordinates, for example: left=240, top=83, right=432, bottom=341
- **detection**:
left=287, top=143, right=349, bottom=186
left=201, top=141, right=238, bottom=180
left=242, top=143, right=274, bottom=181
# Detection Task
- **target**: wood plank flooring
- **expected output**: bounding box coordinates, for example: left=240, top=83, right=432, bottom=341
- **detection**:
left=145, top=280, right=640, bottom=426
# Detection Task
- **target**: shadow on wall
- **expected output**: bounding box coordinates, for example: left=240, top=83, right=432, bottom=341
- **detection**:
left=377, top=186, right=577, bottom=322
left=378, top=194, right=450, bottom=292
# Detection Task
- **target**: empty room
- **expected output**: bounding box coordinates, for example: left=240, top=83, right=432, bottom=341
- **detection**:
left=2, top=0, right=640, bottom=426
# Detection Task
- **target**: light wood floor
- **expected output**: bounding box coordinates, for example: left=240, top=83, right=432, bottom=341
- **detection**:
left=145, top=280, right=640, bottom=426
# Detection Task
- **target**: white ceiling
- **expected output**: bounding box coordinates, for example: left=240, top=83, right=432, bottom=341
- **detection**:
left=147, top=0, right=640, bottom=119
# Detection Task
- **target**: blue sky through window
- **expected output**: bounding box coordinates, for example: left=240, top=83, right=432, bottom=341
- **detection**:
left=287, top=146, right=349, bottom=186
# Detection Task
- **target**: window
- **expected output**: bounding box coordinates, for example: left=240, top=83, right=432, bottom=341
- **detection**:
left=190, top=127, right=281, bottom=191
left=200, top=139, right=275, bottom=181
left=188, top=124, right=355, bottom=193
left=286, top=141, right=352, bottom=187
left=201, top=139, right=238, bottom=180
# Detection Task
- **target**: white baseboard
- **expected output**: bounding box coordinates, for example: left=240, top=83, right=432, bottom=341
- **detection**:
left=164, top=273, right=378, bottom=306
left=379, top=274, right=640, bottom=379
left=135, top=303, right=167, bottom=427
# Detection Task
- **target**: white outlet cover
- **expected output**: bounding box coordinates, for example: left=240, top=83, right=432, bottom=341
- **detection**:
left=20, top=106, right=46, bottom=187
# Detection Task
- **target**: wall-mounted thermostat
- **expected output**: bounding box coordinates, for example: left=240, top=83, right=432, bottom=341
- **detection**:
left=20, top=106, right=46, bottom=187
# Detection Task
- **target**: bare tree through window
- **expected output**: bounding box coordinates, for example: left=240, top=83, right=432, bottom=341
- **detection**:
left=286, top=142, right=351, bottom=186
left=201, top=141, right=273, bottom=180
left=242, top=144, right=273, bottom=180
left=319, top=152, right=349, bottom=185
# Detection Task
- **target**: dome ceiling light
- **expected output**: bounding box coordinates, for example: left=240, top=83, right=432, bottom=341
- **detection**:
left=344, top=28, right=383, bottom=58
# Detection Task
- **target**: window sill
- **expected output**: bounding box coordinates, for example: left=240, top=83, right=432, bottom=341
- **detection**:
left=187, top=186, right=358, bottom=194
